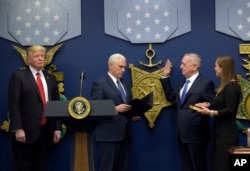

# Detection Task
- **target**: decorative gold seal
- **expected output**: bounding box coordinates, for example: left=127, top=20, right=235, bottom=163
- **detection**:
left=68, top=96, right=91, bottom=119
left=129, top=63, right=174, bottom=128
left=237, top=75, right=250, bottom=120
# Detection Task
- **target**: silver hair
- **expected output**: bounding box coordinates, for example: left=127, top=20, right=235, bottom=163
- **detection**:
left=185, top=53, right=201, bottom=68
left=108, top=53, right=126, bottom=65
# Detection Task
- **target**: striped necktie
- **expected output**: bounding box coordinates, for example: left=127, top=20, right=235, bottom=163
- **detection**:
left=116, top=79, right=126, bottom=103
left=180, top=79, right=190, bottom=104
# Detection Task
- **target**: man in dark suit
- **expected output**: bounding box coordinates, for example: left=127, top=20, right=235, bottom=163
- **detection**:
left=91, top=53, right=140, bottom=171
left=160, top=53, right=215, bottom=171
left=8, top=45, right=61, bottom=171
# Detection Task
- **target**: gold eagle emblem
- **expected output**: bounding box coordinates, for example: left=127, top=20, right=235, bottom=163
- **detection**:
left=12, top=44, right=62, bottom=68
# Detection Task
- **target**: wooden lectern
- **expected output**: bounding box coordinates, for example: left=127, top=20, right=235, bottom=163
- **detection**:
left=45, top=100, right=117, bottom=171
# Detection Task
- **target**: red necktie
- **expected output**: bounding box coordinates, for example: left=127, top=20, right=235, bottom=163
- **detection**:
left=36, top=72, right=47, bottom=125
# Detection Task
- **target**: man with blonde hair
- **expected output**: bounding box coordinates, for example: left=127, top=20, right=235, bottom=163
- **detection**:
left=8, top=45, right=61, bottom=171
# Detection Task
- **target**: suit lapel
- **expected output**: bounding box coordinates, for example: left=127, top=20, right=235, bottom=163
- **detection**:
left=185, top=75, right=202, bottom=99
left=24, top=68, right=42, bottom=100
left=178, top=75, right=202, bottom=105
left=43, top=71, right=51, bottom=100
left=106, top=75, right=125, bottom=103
left=187, top=76, right=201, bottom=96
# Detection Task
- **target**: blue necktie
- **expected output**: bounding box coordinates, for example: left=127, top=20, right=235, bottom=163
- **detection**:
left=180, top=79, right=190, bottom=104
left=116, top=80, right=126, bottom=103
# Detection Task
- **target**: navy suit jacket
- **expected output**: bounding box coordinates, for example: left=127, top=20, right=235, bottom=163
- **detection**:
left=161, top=74, right=215, bottom=143
left=8, top=67, right=61, bottom=143
left=90, top=74, right=132, bottom=142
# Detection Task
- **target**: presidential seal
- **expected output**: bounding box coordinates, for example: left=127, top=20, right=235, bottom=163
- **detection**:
left=68, top=96, right=91, bottom=119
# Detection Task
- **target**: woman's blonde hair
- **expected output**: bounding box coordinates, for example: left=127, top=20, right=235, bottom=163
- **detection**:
left=216, top=55, right=236, bottom=95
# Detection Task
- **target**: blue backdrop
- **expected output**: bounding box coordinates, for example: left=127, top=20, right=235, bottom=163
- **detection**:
left=0, top=1, right=250, bottom=171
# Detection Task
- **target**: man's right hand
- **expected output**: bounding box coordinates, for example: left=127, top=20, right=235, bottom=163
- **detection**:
left=116, top=104, right=132, bottom=113
left=163, top=59, right=172, bottom=77
left=15, top=129, right=26, bottom=143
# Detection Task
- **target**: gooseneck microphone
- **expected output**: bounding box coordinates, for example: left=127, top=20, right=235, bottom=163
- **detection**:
left=79, top=71, right=86, bottom=97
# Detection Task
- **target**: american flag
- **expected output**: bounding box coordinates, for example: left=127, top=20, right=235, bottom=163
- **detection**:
left=104, top=0, right=191, bottom=44
left=0, top=0, right=81, bottom=46
left=228, top=0, right=250, bottom=41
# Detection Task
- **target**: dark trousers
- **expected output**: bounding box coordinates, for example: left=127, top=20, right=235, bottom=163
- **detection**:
left=12, top=124, right=51, bottom=171
left=179, top=141, right=208, bottom=171
left=96, top=138, right=130, bottom=171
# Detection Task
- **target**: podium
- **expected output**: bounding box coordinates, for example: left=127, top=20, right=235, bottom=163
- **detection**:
left=45, top=100, right=117, bottom=171
left=228, top=146, right=250, bottom=171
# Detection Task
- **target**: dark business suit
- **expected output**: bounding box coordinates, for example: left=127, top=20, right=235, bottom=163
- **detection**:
left=161, top=74, right=215, bottom=171
left=91, top=74, right=132, bottom=171
left=8, top=67, right=61, bottom=171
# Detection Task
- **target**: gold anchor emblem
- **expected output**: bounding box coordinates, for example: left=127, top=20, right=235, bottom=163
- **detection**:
left=139, top=43, right=162, bottom=68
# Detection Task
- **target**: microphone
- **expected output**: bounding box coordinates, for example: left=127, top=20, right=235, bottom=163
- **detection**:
left=79, top=71, right=86, bottom=97
left=80, top=71, right=86, bottom=80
